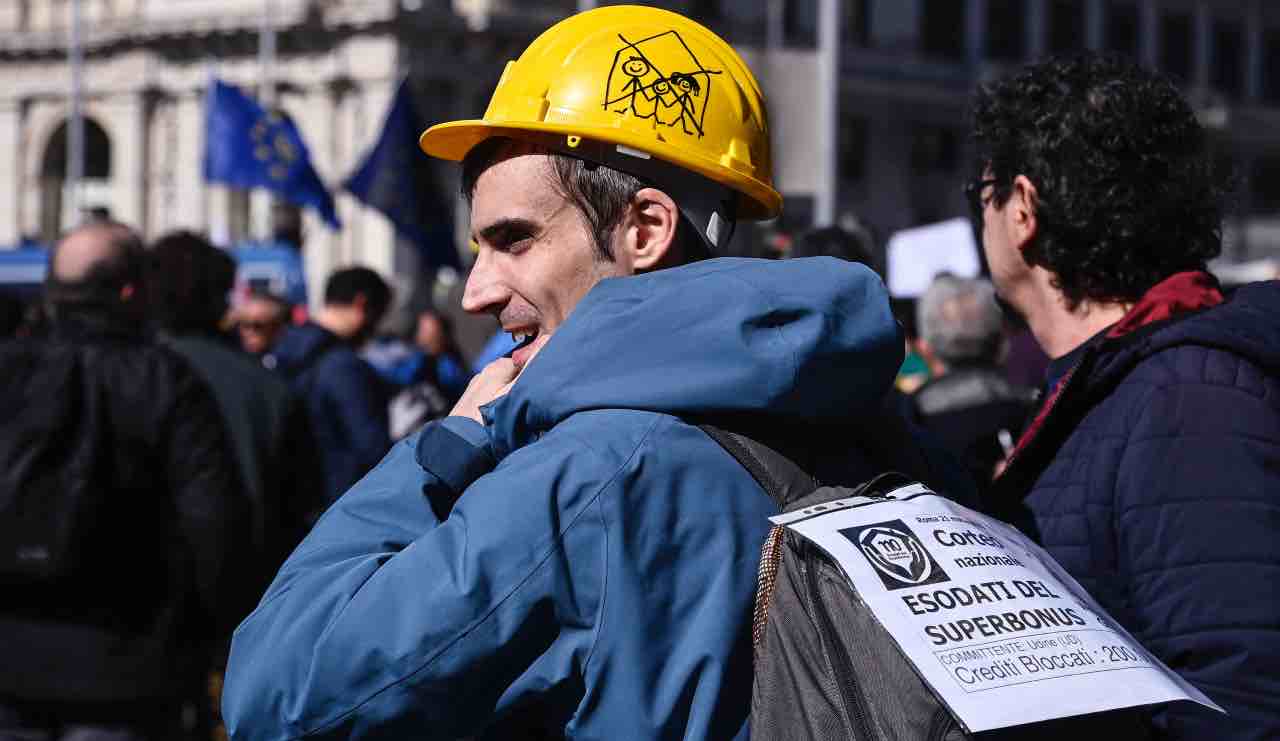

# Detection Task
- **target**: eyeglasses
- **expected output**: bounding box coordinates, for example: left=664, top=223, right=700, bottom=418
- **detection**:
left=963, top=177, right=1000, bottom=223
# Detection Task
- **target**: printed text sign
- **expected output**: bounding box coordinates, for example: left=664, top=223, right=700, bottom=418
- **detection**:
left=773, top=489, right=1222, bottom=732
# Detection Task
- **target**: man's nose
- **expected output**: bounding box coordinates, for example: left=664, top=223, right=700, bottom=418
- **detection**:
left=461, top=251, right=507, bottom=315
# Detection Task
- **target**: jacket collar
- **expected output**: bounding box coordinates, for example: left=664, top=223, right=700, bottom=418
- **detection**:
left=1104, top=270, right=1223, bottom=340
left=993, top=270, right=1222, bottom=500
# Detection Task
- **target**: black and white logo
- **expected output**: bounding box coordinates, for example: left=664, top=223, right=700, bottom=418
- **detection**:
left=841, top=520, right=950, bottom=590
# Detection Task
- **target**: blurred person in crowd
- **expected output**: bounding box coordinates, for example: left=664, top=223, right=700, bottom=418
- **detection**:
left=222, top=7, right=971, bottom=738
left=910, top=274, right=1035, bottom=499
left=270, top=266, right=392, bottom=507
left=237, top=289, right=290, bottom=362
left=790, top=222, right=882, bottom=278
left=0, top=221, right=251, bottom=740
left=413, top=309, right=471, bottom=399
left=973, top=54, right=1280, bottom=739
left=150, top=231, right=321, bottom=576
left=384, top=309, right=475, bottom=440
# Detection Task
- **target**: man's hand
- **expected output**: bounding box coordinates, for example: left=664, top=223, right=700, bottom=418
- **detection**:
left=449, top=335, right=550, bottom=424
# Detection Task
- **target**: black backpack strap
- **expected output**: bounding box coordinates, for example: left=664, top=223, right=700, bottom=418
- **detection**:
left=699, top=425, right=819, bottom=510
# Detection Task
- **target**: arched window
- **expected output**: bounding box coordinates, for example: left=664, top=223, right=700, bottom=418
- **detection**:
left=40, top=117, right=112, bottom=242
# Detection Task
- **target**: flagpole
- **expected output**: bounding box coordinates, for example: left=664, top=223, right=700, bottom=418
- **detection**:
left=67, top=0, right=84, bottom=223
left=258, top=0, right=277, bottom=240
left=260, top=0, right=277, bottom=108
left=815, top=0, right=840, bottom=226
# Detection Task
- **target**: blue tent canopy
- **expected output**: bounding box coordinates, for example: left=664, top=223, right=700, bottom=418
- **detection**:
left=229, top=240, right=308, bottom=307
left=0, top=247, right=50, bottom=298
left=0, top=241, right=308, bottom=307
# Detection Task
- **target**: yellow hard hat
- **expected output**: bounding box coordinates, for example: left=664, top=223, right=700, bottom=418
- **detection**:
left=419, top=5, right=780, bottom=220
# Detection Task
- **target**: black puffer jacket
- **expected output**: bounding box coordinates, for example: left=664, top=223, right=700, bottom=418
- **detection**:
left=0, top=313, right=252, bottom=702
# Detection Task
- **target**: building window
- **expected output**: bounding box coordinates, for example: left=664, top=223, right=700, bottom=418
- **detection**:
left=986, top=0, right=1025, bottom=61
left=1160, top=12, right=1192, bottom=83
left=1212, top=21, right=1243, bottom=98
left=920, top=0, right=965, bottom=61
left=839, top=114, right=868, bottom=183
left=1265, top=29, right=1280, bottom=105
left=784, top=0, right=818, bottom=48
left=1251, top=156, right=1280, bottom=213
left=1105, top=2, right=1139, bottom=60
left=845, top=0, right=871, bottom=48
left=1049, top=0, right=1085, bottom=56
left=910, top=126, right=959, bottom=174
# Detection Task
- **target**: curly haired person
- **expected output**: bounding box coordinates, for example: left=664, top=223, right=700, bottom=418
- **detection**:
left=974, top=54, right=1280, bottom=740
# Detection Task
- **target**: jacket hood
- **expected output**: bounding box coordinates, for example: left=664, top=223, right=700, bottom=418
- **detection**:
left=270, top=322, right=338, bottom=376
left=1092, top=275, right=1280, bottom=387
left=482, top=257, right=903, bottom=459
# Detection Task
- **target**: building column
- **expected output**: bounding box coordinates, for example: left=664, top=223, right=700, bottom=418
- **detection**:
left=173, top=87, right=207, bottom=234
left=1085, top=0, right=1104, bottom=51
left=291, top=81, right=341, bottom=308
left=965, top=0, right=986, bottom=71
left=355, top=79, right=397, bottom=277
left=1244, top=0, right=1262, bottom=102
left=1138, top=0, right=1157, bottom=67
left=1027, top=0, right=1048, bottom=60
left=103, top=92, right=148, bottom=232
left=0, top=102, right=22, bottom=245
left=1192, top=2, right=1210, bottom=90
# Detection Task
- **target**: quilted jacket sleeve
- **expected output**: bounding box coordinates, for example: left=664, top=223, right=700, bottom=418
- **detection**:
left=1115, top=366, right=1280, bottom=741
left=222, top=417, right=611, bottom=740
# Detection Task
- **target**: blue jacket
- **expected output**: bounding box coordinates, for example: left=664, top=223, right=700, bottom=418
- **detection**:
left=991, top=275, right=1280, bottom=741
left=223, top=258, right=956, bottom=739
left=271, top=322, right=391, bottom=506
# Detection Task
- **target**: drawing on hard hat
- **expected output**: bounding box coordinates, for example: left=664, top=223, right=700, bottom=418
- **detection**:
left=603, top=31, right=721, bottom=138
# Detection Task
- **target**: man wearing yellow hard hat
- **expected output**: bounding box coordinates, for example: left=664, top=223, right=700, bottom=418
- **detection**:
left=223, top=7, right=953, bottom=737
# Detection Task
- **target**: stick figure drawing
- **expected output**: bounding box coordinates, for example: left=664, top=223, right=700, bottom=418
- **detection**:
left=603, top=30, right=721, bottom=138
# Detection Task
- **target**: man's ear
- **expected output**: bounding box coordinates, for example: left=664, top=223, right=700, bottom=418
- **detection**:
left=1008, top=174, right=1039, bottom=253
left=619, top=187, right=680, bottom=273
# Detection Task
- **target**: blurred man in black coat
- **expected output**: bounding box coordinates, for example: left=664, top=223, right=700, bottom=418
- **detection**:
left=0, top=221, right=252, bottom=740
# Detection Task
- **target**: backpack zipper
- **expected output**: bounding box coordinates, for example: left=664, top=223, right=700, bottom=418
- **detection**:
left=804, top=543, right=876, bottom=740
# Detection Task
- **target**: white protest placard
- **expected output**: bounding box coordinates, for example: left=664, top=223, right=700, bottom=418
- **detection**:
left=772, top=487, right=1222, bottom=733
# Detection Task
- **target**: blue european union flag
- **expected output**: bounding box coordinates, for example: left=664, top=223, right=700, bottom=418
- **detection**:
left=344, top=79, right=458, bottom=269
left=204, top=79, right=340, bottom=229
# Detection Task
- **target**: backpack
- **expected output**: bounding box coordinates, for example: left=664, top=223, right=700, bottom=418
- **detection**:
left=700, top=426, right=1147, bottom=741
left=0, top=344, right=108, bottom=584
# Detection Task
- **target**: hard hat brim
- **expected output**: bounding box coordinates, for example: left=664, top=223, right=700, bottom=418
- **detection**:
left=420, top=119, right=781, bottom=221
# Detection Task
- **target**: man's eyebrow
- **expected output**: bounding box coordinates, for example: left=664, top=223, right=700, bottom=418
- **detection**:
left=476, top=218, right=540, bottom=243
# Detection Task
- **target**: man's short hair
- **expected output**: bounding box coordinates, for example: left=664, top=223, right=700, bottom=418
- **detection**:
left=149, top=230, right=236, bottom=333
left=917, top=275, right=1005, bottom=366
left=460, top=137, right=707, bottom=263
left=45, top=220, right=146, bottom=308
left=791, top=224, right=882, bottom=279
left=324, top=266, right=392, bottom=321
left=971, top=54, right=1225, bottom=307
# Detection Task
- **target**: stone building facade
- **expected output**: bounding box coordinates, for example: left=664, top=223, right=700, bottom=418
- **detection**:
left=3, top=0, right=1279, bottom=314
left=0, top=0, right=406, bottom=305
